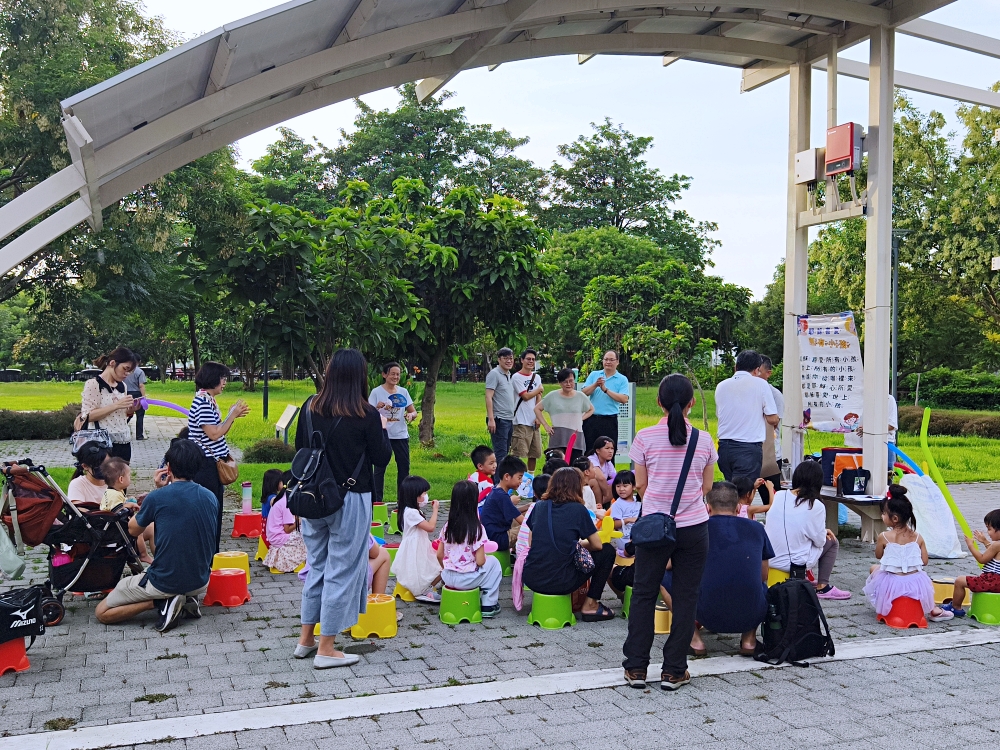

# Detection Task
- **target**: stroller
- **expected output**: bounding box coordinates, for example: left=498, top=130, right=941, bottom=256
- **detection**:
left=1, top=459, right=144, bottom=625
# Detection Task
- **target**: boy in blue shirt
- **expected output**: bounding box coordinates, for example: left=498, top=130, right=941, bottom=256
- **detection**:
left=479, top=455, right=528, bottom=552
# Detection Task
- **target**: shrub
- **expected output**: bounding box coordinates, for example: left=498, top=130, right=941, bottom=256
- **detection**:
left=0, top=404, right=78, bottom=440
left=899, top=368, right=1000, bottom=411
left=242, top=439, right=296, bottom=464
left=897, top=405, right=1000, bottom=438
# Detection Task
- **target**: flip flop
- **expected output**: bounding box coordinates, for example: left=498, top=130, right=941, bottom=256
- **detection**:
left=581, top=603, right=616, bottom=622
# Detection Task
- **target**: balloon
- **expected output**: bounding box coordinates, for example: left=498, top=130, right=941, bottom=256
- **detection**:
left=139, top=398, right=189, bottom=417
left=483, top=540, right=499, bottom=553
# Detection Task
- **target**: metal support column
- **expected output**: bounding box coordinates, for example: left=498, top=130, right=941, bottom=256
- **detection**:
left=863, top=26, right=895, bottom=497
left=781, top=61, right=811, bottom=470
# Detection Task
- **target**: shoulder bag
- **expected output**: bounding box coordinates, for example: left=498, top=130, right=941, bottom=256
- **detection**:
left=70, top=378, right=115, bottom=455
left=546, top=500, right=595, bottom=575
left=629, top=428, right=700, bottom=556
left=286, top=397, right=366, bottom=519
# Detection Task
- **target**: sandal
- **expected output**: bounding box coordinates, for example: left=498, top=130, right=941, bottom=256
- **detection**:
left=687, top=645, right=707, bottom=657
left=581, top=603, right=616, bottom=622
left=738, top=641, right=758, bottom=657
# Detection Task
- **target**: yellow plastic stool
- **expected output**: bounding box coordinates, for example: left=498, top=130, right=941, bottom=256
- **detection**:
left=254, top=537, right=268, bottom=562
left=614, top=555, right=635, bottom=567
left=654, top=604, right=672, bottom=635
left=350, top=594, right=398, bottom=638
left=393, top=582, right=416, bottom=602
left=932, top=577, right=971, bottom=607
left=212, top=551, right=250, bottom=584
left=269, top=561, right=306, bottom=575
left=767, top=568, right=790, bottom=587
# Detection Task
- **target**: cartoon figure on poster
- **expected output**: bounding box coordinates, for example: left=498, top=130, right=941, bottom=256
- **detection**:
left=797, top=312, right=864, bottom=434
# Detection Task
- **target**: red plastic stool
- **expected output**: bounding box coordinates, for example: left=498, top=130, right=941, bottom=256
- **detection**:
left=203, top=569, right=252, bottom=607
left=0, top=638, right=30, bottom=675
left=877, top=596, right=927, bottom=629
left=231, top=512, right=262, bottom=538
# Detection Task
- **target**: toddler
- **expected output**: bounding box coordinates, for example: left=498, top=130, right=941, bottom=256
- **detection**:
left=390, top=475, right=442, bottom=602
left=732, top=475, right=773, bottom=520
left=512, top=474, right=548, bottom=611
left=437, top=480, right=503, bottom=618
left=100, top=456, right=153, bottom=564
left=943, top=509, right=1000, bottom=617
left=610, top=470, right=641, bottom=556
left=263, top=488, right=307, bottom=573
left=862, top=485, right=953, bottom=622
left=468, top=445, right=497, bottom=503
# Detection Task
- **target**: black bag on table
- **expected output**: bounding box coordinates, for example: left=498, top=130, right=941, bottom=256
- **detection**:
left=0, top=584, right=45, bottom=647
left=755, top=579, right=835, bottom=666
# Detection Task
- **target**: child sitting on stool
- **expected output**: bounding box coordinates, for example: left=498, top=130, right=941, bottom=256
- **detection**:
left=943, top=508, right=1000, bottom=617
left=438, top=480, right=503, bottom=618
left=263, top=488, right=307, bottom=573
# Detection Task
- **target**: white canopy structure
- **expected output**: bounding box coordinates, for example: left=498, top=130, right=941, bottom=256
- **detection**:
left=2, top=0, right=997, bottom=502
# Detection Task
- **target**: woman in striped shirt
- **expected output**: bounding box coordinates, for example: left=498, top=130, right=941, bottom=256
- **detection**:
left=622, top=374, right=717, bottom=693
left=188, top=361, right=249, bottom=551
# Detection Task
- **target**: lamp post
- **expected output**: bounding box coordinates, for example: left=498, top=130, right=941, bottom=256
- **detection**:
left=262, top=340, right=269, bottom=422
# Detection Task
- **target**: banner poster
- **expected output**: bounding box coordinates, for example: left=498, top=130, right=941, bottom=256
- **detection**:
left=797, top=311, right=864, bottom=433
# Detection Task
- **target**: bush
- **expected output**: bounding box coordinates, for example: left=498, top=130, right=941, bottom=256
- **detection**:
left=0, top=404, right=78, bottom=440
left=899, top=368, right=1000, bottom=411
left=897, top=405, right=1000, bottom=438
left=242, top=438, right=296, bottom=464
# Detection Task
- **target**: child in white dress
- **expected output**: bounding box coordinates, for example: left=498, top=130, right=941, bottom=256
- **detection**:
left=863, top=485, right=953, bottom=622
left=390, top=475, right=442, bottom=602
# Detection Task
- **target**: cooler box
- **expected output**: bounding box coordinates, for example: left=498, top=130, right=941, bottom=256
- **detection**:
left=821, top=447, right=862, bottom=486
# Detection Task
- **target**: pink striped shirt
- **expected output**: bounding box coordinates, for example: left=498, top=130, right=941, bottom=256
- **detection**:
left=629, top=419, right=716, bottom=527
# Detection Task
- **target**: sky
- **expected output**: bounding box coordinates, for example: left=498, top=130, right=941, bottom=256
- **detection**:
left=139, top=0, right=1000, bottom=298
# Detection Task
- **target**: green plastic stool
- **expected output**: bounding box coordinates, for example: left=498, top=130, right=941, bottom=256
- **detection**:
left=527, top=592, right=575, bottom=630
left=389, top=509, right=399, bottom=534
left=372, top=503, right=389, bottom=525
left=385, top=544, right=398, bottom=566
left=489, top=550, right=512, bottom=577
left=440, top=586, right=482, bottom=624
left=621, top=585, right=632, bottom=619
left=969, top=592, right=1000, bottom=625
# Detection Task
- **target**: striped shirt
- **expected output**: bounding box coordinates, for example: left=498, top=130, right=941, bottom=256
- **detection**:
left=628, top=419, right=717, bottom=528
left=188, top=391, right=230, bottom=459
left=984, top=557, right=1000, bottom=574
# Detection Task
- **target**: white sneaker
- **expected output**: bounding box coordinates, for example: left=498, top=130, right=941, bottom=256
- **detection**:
left=928, top=609, right=955, bottom=622
left=415, top=590, right=441, bottom=604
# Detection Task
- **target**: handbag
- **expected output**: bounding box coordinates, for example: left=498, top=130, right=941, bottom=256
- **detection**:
left=546, top=500, right=595, bottom=575
left=629, top=428, right=700, bottom=554
left=286, top=397, right=366, bottom=519
left=836, top=455, right=870, bottom=496
left=216, top=455, right=239, bottom=485
left=0, top=585, right=45, bottom=646
left=70, top=415, right=113, bottom=456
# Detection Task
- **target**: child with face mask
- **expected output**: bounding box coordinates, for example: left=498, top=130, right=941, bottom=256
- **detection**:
left=389, top=475, right=443, bottom=602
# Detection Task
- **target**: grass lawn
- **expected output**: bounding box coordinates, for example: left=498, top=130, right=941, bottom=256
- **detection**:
left=6, top=381, right=998, bottom=499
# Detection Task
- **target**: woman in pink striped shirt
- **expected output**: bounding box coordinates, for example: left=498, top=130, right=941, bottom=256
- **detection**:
left=622, top=374, right=716, bottom=692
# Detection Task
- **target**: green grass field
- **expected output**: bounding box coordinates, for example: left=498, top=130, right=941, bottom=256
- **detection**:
left=5, top=380, right=998, bottom=500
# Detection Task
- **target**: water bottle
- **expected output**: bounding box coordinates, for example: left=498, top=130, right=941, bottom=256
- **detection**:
left=241, top=481, right=253, bottom=515
left=768, top=603, right=781, bottom=630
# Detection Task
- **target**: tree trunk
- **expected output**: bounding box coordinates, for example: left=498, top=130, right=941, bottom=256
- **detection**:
left=419, top=347, right=448, bottom=446
left=187, top=311, right=201, bottom=372
left=451, top=359, right=458, bottom=385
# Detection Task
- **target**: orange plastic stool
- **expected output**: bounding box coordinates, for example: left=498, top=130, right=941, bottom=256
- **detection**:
left=877, top=596, right=927, bottom=629
left=231, top=512, right=262, bottom=538
left=0, top=638, right=30, bottom=675
left=203, top=569, right=252, bottom=607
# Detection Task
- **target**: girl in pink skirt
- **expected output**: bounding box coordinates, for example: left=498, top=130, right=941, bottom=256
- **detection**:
left=863, top=485, right=953, bottom=622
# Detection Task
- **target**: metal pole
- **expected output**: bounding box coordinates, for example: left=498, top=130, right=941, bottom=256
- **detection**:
left=262, top=341, right=269, bottom=421
left=891, top=232, right=900, bottom=402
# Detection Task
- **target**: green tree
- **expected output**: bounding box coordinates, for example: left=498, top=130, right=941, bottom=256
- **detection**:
left=249, top=128, right=336, bottom=216
left=542, top=119, right=717, bottom=268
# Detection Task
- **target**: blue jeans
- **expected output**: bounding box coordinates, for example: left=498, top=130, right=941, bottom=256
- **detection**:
left=300, top=491, right=372, bottom=636
left=490, top=418, right=514, bottom=465
left=441, top=556, right=503, bottom=606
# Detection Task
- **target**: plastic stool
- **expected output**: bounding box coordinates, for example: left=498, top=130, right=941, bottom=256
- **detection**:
left=203, top=568, right=251, bottom=607
left=350, top=594, right=398, bottom=638
left=254, top=536, right=268, bottom=562
left=385, top=544, right=399, bottom=567
left=389, top=509, right=398, bottom=534
left=654, top=604, right=672, bottom=635
left=527, top=592, right=575, bottom=630
left=969, top=592, right=1000, bottom=625
left=877, top=596, right=927, bottom=629
left=932, top=577, right=971, bottom=607
left=269, top=561, right=305, bottom=574
left=489, top=550, right=512, bottom=577
left=767, top=568, right=790, bottom=587
left=372, top=503, right=389, bottom=525
left=212, top=551, right=250, bottom=583
left=614, top=555, right=635, bottom=567
left=231, top=512, right=262, bottom=538
left=439, top=586, right=482, bottom=624
left=393, top=582, right=416, bottom=602
left=621, top=586, right=632, bottom=619
left=0, top=638, right=30, bottom=675
left=371, top=521, right=384, bottom=538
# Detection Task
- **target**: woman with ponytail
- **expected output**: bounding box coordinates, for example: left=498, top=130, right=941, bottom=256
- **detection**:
left=79, top=347, right=140, bottom=461
left=622, top=374, right=717, bottom=692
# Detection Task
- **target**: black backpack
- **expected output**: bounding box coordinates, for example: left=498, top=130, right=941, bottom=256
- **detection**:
left=286, top=397, right=365, bottom=520
left=0, top=585, right=45, bottom=647
left=755, top=579, right=835, bottom=666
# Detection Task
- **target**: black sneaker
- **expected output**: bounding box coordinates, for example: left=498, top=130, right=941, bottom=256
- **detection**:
left=481, top=604, right=501, bottom=618
left=181, top=596, right=202, bottom=619
left=155, top=595, right=184, bottom=632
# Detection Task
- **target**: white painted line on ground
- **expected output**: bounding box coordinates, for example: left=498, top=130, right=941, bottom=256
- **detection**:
left=9, top=628, right=1000, bottom=750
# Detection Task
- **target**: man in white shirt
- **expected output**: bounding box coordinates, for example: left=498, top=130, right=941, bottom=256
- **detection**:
left=755, top=355, right=785, bottom=496
left=715, top=350, right=779, bottom=482
left=510, top=348, right=544, bottom=472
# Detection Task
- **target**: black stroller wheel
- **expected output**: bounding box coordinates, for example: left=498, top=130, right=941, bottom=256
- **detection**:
left=41, top=598, right=65, bottom=626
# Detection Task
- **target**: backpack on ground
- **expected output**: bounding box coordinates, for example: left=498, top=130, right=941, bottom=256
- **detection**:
left=0, top=585, right=45, bottom=647
left=755, top=579, right=835, bottom=666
